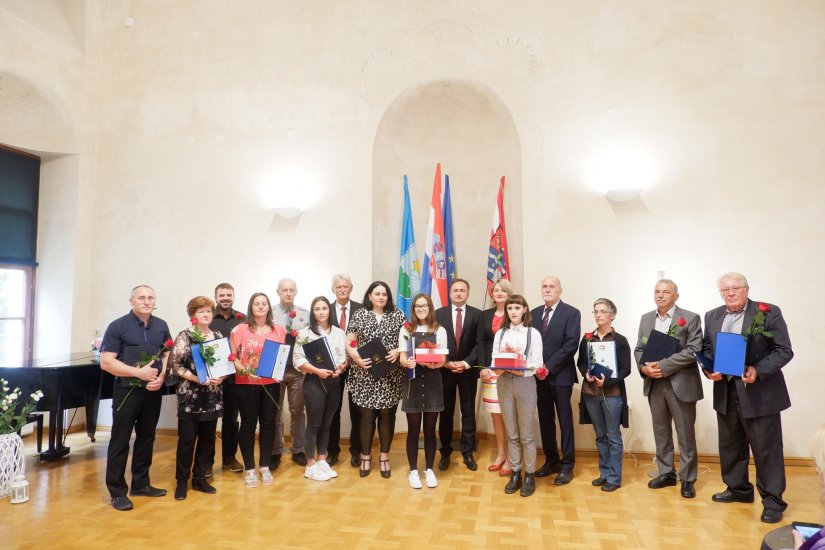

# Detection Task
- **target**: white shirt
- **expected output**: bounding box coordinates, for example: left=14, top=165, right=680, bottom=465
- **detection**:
left=491, top=323, right=544, bottom=375
left=293, top=325, right=346, bottom=373
left=334, top=301, right=351, bottom=325
left=654, top=306, right=676, bottom=334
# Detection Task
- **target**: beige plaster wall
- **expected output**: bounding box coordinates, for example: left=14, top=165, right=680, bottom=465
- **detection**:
left=1, top=1, right=823, bottom=457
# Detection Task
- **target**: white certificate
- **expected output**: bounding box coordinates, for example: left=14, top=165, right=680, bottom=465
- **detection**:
left=589, top=340, right=618, bottom=378
left=204, top=337, right=235, bottom=379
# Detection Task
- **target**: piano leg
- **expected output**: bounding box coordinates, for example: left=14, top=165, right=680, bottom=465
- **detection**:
left=39, top=407, right=70, bottom=462
left=86, top=395, right=99, bottom=443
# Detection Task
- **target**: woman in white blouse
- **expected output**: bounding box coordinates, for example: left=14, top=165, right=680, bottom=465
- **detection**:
left=483, top=294, right=543, bottom=497
left=293, top=296, right=348, bottom=481
left=399, top=293, right=448, bottom=489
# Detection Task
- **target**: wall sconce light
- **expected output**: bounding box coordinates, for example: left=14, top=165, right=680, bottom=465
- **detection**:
left=604, top=188, right=643, bottom=202
left=271, top=206, right=304, bottom=220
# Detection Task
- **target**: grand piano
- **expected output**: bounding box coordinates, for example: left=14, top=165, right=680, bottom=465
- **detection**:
left=0, top=353, right=115, bottom=461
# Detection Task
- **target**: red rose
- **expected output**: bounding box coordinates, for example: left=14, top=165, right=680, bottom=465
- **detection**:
left=190, top=317, right=198, bottom=325
left=404, top=322, right=412, bottom=330
left=349, top=340, right=357, bottom=348
left=758, top=303, right=771, bottom=313
left=235, top=312, right=244, bottom=320
left=227, top=353, right=236, bottom=362
left=290, top=329, right=298, bottom=337
left=585, top=332, right=593, bottom=340
left=164, top=338, right=174, bottom=348
left=677, top=317, right=687, bottom=327
left=535, top=366, right=549, bottom=380
left=289, top=310, right=297, bottom=319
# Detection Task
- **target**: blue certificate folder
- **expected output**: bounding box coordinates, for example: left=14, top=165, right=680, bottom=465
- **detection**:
left=257, top=339, right=291, bottom=380
left=639, top=330, right=680, bottom=365
left=711, top=332, right=747, bottom=377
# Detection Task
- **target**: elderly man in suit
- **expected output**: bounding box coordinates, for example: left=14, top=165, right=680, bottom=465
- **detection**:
left=702, top=272, right=793, bottom=524
left=327, top=274, right=366, bottom=468
left=436, top=279, right=482, bottom=471
left=531, top=276, right=581, bottom=485
left=634, top=279, right=703, bottom=499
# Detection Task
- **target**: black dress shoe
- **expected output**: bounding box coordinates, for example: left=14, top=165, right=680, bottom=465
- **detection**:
left=174, top=483, right=187, bottom=501
left=681, top=480, right=696, bottom=498
left=222, top=457, right=244, bottom=472
left=111, top=495, right=134, bottom=511
left=351, top=455, right=360, bottom=468
left=504, top=470, right=522, bottom=494
left=591, top=477, right=607, bottom=487
left=554, top=468, right=573, bottom=486
left=648, top=474, right=677, bottom=489
left=462, top=454, right=478, bottom=471
left=130, top=485, right=167, bottom=497
left=269, top=454, right=282, bottom=470
left=601, top=483, right=620, bottom=492
left=535, top=462, right=561, bottom=478
left=438, top=454, right=451, bottom=471
left=761, top=508, right=783, bottom=524
left=327, top=454, right=339, bottom=467
left=292, top=452, right=307, bottom=466
left=520, top=473, right=536, bottom=497
left=712, top=490, right=754, bottom=503
left=192, top=478, right=217, bottom=494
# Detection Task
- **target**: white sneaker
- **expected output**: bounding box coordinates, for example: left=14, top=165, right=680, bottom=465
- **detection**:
left=305, top=463, right=331, bottom=481
left=319, top=460, right=338, bottom=479
left=408, top=470, right=423, bottom=489
left=425, top=468, right=438, bottom=488
left=259, top=467, right=274, bottom=486
left=244, top=469, right=258, bottom=488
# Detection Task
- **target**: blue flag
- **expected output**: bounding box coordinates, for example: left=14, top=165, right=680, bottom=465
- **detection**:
left=397, top=176, right=421, bottom=318
left=443, top=174, right=457, bottom=305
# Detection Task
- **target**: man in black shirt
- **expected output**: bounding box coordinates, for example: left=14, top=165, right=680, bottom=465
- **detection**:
left=101, top=285, right=172, bottom=511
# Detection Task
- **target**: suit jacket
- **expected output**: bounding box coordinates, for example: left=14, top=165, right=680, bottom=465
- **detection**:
left=634, top=306, right=704, bottom=402
left=436, top=304, right=481, bottom=374
left=329, top=300, right=363, bottom=330
left=476, top=308, right=502, bottom=368
left=702, top=299, right=793, bottom=418
left=530, top=300, right=581, bottom=386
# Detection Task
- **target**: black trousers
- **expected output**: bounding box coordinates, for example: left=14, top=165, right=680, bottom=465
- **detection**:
left=236, top=383, right=279, bottom=470
left=359, top=406, right=396, bottom=455
left=535, top=381, right=575, bottom=469
left=327, top=368, right=366, bottom=458
left=106, top=386, right=162, bottom=497
left=220, top=380, right=240, bottom=461
left=176, top=417, right=218, bottom=482
left=718, top=382, right=787, bottom=512
left=438, top=369, right=478, bottom=456
left=303, top=375, right=342, bottom=459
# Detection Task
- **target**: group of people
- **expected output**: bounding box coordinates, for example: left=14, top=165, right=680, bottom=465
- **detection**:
left=99, top=271, right=795, bottom=526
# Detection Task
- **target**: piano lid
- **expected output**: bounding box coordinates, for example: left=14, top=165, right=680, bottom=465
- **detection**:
left=0, top=352, right=99, bottom=369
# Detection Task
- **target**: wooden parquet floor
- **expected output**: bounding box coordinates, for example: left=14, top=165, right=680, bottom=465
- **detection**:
left=1, top=432, right=820, bottom=549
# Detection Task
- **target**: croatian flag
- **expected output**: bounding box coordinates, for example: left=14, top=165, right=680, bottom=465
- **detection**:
left=420, top=163, right=448, bottom=308
left=486, top=176, right=510, bottom=297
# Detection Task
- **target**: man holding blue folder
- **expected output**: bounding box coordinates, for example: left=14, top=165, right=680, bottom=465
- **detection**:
left=702, top=272, right=794, bottom=524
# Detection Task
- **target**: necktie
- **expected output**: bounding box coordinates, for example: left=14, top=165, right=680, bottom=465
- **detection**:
left=340, top=306, right=347, bottom=332
left=455, top=307, right=463, bottom=347
left=541, top=307, right=552, bottom=333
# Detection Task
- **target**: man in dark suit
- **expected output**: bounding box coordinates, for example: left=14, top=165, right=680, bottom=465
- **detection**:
left=436, top=279, right=482, bottom=471
left=327, top=274, right=365, bottom=467
left=634, top=279, right=703, bottom=499
left=531, top=276, right=580, bottom=485
left=702, top=272, right=793, bottom=524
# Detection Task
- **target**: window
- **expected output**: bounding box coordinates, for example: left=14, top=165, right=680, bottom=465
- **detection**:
left=0, top=144, right=40, bottom=365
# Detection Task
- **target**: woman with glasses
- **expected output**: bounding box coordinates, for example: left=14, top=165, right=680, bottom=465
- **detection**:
left=399, top=293, right=448, bottom=489
left=576, top=298, right=631, bottom=492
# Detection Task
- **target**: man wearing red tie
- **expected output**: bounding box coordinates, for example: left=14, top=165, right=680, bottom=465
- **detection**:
left=436, top=279, right=482, bottom=471
left=328, top=274, right=365, bottom=467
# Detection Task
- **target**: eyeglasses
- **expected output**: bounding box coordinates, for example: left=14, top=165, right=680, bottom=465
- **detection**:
left=719, top=286, right=747, bottom=294
left=592, top=310, right=612, bottom=315
left=414, top=305, right=429, bottom=310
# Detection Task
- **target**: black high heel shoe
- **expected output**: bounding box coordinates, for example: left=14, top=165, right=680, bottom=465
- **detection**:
left=359, top=455, right=372, bottom=478
left=379, top=459, right=391, bottom=479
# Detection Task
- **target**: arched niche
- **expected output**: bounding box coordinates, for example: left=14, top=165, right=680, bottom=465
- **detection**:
left=371, top=78, right=524, bottom=307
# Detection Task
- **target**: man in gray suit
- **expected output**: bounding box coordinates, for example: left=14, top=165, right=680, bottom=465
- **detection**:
left=702, top=272, right=793, bottom=524
left=634, top=279, right=703, bottom=499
